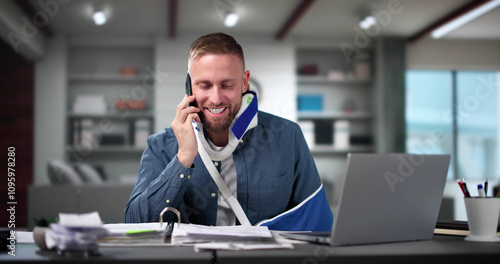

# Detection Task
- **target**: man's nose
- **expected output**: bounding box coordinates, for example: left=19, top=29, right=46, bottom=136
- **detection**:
left=209, top=87, right=223, bottom=105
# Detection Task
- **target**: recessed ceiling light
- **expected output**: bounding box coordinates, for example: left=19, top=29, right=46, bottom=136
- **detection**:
left=93, top=11, right=107, bottom=26
left=224, top=12, right=239, bottom=27
left=359, top=16, right=376, bottom=30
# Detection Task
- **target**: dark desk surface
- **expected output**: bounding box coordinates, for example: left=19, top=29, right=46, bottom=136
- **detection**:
left=2, top=235, right=500, bottom=263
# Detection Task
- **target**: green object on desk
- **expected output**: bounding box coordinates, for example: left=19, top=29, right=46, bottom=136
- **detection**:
left=126, top=229, right=157, bottom=235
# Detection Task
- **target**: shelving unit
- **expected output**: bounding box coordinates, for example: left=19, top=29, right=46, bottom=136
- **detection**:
left=296, top=47, right=377, bottom=210
left=65, top=44, right=155, bottom=181
left=296, top=48, right=375, bottom=155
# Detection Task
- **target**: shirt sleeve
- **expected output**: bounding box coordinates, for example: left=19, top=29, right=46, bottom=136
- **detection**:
left=124, top=134, right=195, bottom=223
left=256, top=122, right=333, bottom=231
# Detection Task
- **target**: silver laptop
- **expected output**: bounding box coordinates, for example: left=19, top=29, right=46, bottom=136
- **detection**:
left=281, top=153, right=451, bottom=246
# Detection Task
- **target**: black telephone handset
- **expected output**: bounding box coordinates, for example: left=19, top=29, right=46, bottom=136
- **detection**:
left=185, top=73, right=192, bottom=96
left=185, top=73, right=196, bottom=107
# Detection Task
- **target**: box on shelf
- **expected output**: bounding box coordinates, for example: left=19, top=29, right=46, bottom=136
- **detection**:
left=315, top=120, right=333, bottom=145
left=298, top=64, right=319, bottom=75
left=298, top=121, right=315, bottom=148
left=71, top=119, right=99, bottom=147
left=120, top=66, right=138, bottom=77
left=298, top=94, right=323, bottom=112
left=115, top=99, right=146, bottom=111
left=333, top=120, right=350, bottom=149
left=73, top=95, right=106, bottom=114
left=134, top=119, right=151, bottom=149
left=327, top=70, right=344, bottom=80
left=350, top=135, right=373, bottom=145
left=100, top=134, right=125, bottom=146
left=354, top=52, right=370, bottom=80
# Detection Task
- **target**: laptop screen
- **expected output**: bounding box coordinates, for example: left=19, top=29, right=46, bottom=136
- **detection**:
left=330, top=154, right=450, bottom=246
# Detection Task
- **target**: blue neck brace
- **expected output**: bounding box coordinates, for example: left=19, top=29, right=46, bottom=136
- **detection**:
left=194, top=90, right=258, bottom=161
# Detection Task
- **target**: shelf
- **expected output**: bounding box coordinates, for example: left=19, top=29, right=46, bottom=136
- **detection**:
left=298, top=111, right=372, bottom=120
left=310, top=145, right=374, bottom=154
left=68, top=73, right=148, bottom=82
left=297, top=76, right=371, bottom=85
left=68, top=111, right=154, bottom=119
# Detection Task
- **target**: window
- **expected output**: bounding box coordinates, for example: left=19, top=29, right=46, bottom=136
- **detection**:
left=406, top=70, right=498, bottom=181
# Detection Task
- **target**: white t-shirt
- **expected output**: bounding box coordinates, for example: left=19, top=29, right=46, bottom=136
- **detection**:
left=207, top=140, right=237, bottom=226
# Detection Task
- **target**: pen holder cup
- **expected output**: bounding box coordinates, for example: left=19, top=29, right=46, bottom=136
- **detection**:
left=463, top=197, right=500, bottom=242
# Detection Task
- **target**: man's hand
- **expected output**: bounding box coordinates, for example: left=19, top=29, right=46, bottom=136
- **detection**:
left=172, top=95, right=200, bottom=168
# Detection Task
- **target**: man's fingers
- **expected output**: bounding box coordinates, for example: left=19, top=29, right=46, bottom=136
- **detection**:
left=175, top=95, right=199, bottom=122
left=186, top=112, right=200, bottom=125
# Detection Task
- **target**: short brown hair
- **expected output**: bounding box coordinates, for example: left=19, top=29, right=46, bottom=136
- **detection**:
left=188, top=32, right=245, bottom=69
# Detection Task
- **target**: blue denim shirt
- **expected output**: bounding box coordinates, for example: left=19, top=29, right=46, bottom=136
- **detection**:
left=125, top=111, right=332, bottom=229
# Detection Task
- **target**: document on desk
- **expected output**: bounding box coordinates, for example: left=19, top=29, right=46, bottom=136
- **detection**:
left=172, top=223, right=273, bottom=244
left=98, top=222, right=166, bottom=247
left=96, top=222, right=292, bottom=250
left=194, top=242, right=294, bottom=252
left=172, top=223, right=293, bottom=251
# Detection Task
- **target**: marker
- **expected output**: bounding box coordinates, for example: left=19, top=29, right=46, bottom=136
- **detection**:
left=484, top=179, right=488, bottom=197
left=461, top=179, right=471, bottom=197
left=478, top=184, right=486, bottom=197
left=457, top=180, right=467, bottom=197
left=125, top=229, right=157, bottom=235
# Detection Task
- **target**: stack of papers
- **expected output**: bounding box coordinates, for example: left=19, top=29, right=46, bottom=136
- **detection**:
left=79, top=221, right=293, bottom=251
left=171, top=223, right=273, bottom=244
left=98, top=222, right=165, bottom=246
left=171, top=223, right=293, bottom=251
left=45, top=212, right=107, bottom=253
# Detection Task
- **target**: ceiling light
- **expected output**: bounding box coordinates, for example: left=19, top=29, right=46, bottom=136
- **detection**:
left=359, top=16, right=376, bottom=30
left=93, top=11, right=107, bottom=26
left=431, top=0, right=500, bottom=39
left=224, top=12, right=239, bottom=27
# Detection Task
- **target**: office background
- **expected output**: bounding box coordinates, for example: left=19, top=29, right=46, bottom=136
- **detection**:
left=0, top=0, right=499, bottom=229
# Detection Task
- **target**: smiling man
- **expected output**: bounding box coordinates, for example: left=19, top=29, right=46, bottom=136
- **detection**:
left=125, top=33, right=333, bottom=231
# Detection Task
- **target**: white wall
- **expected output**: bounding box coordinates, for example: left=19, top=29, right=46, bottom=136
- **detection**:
left=153, top=34, right=296, bottom=133
left=34, top=35, right=67, bottom=185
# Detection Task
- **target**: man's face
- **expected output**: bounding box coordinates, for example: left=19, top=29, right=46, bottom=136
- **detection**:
left=189, top=54, right=249, bottom=134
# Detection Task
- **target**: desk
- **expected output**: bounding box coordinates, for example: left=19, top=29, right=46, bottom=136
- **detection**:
left=2, top=235, right=500, bottom=263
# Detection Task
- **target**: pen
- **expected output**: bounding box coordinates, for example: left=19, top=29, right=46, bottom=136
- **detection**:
left=477, top=184, right=485, bottom=198
left=461, top=179, right=471, bottom=197
left=484, top=179, right=488, bottom=196
left=457, top=180, right=467, bottom=197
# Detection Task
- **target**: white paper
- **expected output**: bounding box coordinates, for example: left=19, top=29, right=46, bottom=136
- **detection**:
left=46, top=212, right=106, bottom=251
left=16, top=231, right=35, bottom=244
left=59, top=211, right=102, bottom=227
left=194, top=242, right=294, bottom=252
left=174, top=223, right=272, bottom=238
left=171, top=223, right=274, bottom=244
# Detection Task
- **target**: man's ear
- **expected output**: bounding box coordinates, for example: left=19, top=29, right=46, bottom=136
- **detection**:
left=242, top=70, right=250, bottom=93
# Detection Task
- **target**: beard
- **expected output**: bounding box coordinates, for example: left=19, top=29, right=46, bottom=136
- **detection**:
left=199, top=100, right=241, bottom=134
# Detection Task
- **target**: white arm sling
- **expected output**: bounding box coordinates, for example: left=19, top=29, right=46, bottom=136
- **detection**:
left=192, top=91, right=258, bottom=226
